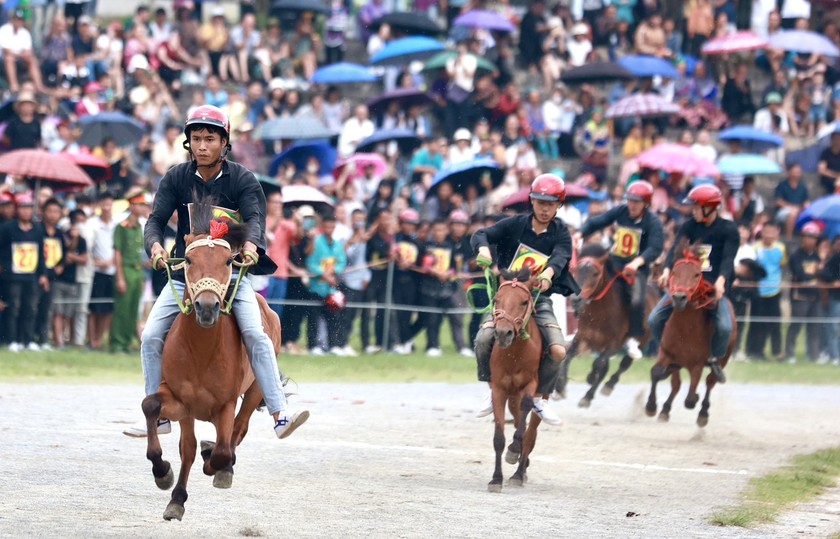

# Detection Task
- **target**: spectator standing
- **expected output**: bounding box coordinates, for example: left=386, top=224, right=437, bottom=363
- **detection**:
left=306, top=213, right=348, bottom=356
left=35, top=198, right=64, bottom=349
left=362, top=208, right=393, bottom=353
left=52, top=210, right=88, bottom=349
left=282, top=206, right=318, bottom=355
left=731, top=223, right=759, bottom=359
left=519, top=0, right=548, bottom=71
left=818, top=239, right=840, bottom=364
left=391, top=208, right=423, bottom=354
left=338, top=209, right=371, bottom=356
left=265, top=190, right=298, bottom=321
left=746, top=222, right=787, bottom=361
left=419, top=219, right=456, bottom=356
left=88, top=191, right=117, bottom=351
left=722, top=63, right=756, bottom=124
left=448, top=210, right=474, bottom=357
left=774, top=163, right=809, bottom=240
left=0, top=192, right=47, bottom=352
left=818, top=131, right=840, bottom=196
left=785, top=222, right=824, bottom=363
left=73, top=200, right=95, bottom=349
left=324, top=0, right=349, bottom=65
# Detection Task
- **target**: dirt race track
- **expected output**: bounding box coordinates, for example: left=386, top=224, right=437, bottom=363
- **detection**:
left=2, top=380, right=840, bottom=538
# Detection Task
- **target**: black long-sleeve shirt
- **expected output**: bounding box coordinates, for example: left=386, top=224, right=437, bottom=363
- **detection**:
left=819, top=252, right=840, bottom=302
left=471, top=213, right=580, bottom=296
left=144, top=160, right=277, bottom=276
left=789, top=248, right=822, bottom=301
left=665, top=217, right=739, bottom=286
left=0, top=219, right=46, bottom=283
left=580, top=205, right=665, bottom=267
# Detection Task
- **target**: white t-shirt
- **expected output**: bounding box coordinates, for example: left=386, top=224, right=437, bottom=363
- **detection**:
left=446, top=53, right=478, bottom=92
left=751, top=0, right=777, bottom=37
left=567, top=38, right=592, bottom=67
left=781, top=0, right=811, bottom=19
left=89, top=215, right=117, bottom=276
left=691, top=143, right=718, bottom=162
left=0, top=23, right=33, bottom=55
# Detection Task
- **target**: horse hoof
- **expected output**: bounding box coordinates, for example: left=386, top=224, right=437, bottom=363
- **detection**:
left=685, top=400, right=697, bottom=410
left=697, top=415, right=709, bottom=428
left=551, top=390, right=564, bottom=401
left=508, top=476, right=524, bottom=488
left=213, top=469, right=234, bottom=489
left=505, top=449, right=520, bottom=465
left=163, top=502, right=184, bottom=521
left=600, top=385, right=614, bottom=397
left=155, top=467, right=174, bottom=491
left=487, top=482, right=502, bottom=493
left=658, top=412, right=669, bottom=423
left=645, top=404, right=656, bottom=417
left=578, top=397, right=591, bottom=409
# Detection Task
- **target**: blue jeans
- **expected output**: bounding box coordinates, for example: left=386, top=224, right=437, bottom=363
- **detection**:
left=825, top=299, right=840, bottom=360
left=648, top=294, right=733, bottom=359
left=265, top=277, right=288, bottom=321
left=140, top=276, right=288, bottom=415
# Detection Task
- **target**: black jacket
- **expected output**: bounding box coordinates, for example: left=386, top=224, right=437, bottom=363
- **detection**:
left=666, top=217, right=739, bottom=286
left=471, top=213, right=579, bottom=297
left=144, top=160, right=277, bottom=276
left=580, top=205, right=664, bottom=267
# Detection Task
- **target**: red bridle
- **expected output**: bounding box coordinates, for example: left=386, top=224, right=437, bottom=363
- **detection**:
left=577, top=256, right=635, bottom=302
left=669, top=256, right=715, bottom=309
left=493, top=278, right=535, bottom=336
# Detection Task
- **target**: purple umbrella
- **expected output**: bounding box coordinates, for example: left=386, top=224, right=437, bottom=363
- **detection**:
left=367, top=88, right=437, bottom=116
left=453, top=10, right=516, bottom=33
left=769, top=30, right=840, bottom=57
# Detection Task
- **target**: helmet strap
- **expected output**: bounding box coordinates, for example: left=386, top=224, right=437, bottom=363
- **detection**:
left=701, top=206, right=716, bottom=223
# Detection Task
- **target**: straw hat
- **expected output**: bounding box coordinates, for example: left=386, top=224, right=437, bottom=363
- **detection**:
left=13, top=91, right=37, bottom=113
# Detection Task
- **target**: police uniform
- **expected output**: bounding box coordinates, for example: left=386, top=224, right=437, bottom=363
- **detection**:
left=110, top=190, right=149, bottom=352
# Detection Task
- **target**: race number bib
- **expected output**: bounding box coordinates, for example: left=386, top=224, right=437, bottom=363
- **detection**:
left=612, top=226, right=641, bottom=258
left=397, top=241, right=419, bottom=265
left=164, top=237, right=176, bottom=254
left=509, top=243, right=549, bottom=275
left=187, top=203, right=242, bottom=230
left=321, top=257, right=336, bottom=273
left=802, top=261, right=819, bottom=283
left=697, top=244, right=713, bottom=272
left=43, top=238, right=63, bottom=269
left=12, top=242, right=38, bottom=274
left=428, top=247, right=452, bottom=275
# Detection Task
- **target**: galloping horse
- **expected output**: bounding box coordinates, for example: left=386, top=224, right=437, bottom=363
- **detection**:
left=556, top=243, right=659, bottom=407
left=487, top=268, right=545, bottom=493
left=645, top=246, right=736, bottom=427
left=142, top=201, right=281, bottom=520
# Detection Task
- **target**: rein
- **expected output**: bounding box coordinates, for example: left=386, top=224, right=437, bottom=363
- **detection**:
left=466, top=266, right=498, bottom=314
left=669, top=257, right=716, bottom=309
left=578, top=256, right=635, bottom=302
left=493, top=278, right=539, bottom=340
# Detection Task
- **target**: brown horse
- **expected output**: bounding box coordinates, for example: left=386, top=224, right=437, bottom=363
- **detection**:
left=557, top=243, right=659, bottom=407
left=142, top=203, right=281, bottom=521
left=645, top=248, right=736, bottom=427
left=488, top=268, right=545, bottom=493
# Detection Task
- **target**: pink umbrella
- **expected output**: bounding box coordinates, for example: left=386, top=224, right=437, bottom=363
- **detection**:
left=333, top=153, right=388, bottom=181
left=60, top=151, right=112, bottom=182
left=637, top=143, right=719, bottom=177
left=701, top=31, right=768, bottom=55
left=606, top=93, right=680, bottom=119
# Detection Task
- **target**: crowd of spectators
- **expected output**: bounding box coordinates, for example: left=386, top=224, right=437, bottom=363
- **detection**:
left=1, top=0, right=840, bottom=361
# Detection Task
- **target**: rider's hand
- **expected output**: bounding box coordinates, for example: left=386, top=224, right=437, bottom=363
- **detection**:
left=476, top=246, right=492, bottom=268
left=538, top=268, right=554, bottom=292
left=657, top=268, right=670, bottom=289
left=714, top=277, right=726, bottom=300
left=151, top=242, right=168, bottom=270
left=241, top=241, right=259, bottom=265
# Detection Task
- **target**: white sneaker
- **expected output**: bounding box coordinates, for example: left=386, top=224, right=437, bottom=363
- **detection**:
left=832, top=358, right=840, bottom=366
left=532, top=398, right=563, bottom=425
left=274, top=410, right=310, bottom=439
left=785, top=356, right=797, bottom=365
left=459, top=347, right=474, bottom=357
left=123, top=419, right=172, bottom=438
left=391, top=343, right=410, bottom=355
left=816, top=356, right=830, bottom=365
left=40, top=343, right=54, bottom=351
left=476, top=393, right=493, bottom=418
left=426, top=347, right=442, bottom=357
left=8, top=342, right=22, bottom=353
left=26, top=342, right=40, bottom=352
left=342, top=345, right=358, bottom=357
left=364, top=345, right=382, bottom=354
left=624, top=337, right=642, bottom=360
left=329, top=346, right=348, bottom=356
left=310, top=347, right=326, bottom=356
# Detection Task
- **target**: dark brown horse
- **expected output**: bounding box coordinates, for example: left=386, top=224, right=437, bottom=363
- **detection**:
left=142, top=203, right=282, bottom=520
left=556, top=243, right=659, bottom=407
left=645, top=248, right=736, bottom=427
left=488, top=268, right=545, bottom=493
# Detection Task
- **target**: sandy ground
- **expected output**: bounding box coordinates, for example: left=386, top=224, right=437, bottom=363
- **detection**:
left=1, top=380, right=840, bottom=539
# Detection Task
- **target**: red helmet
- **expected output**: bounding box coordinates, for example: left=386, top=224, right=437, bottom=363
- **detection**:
left=801, top=221, right=823, bottom=237
left=529, top=174, right=566, bottom=203
left=398, top=208, right=420, bottom=224
left=685, top=184, right=722, bottom=208
left=184, top=105, right=230, bottom=138
left=448, top=210, right=470, bottom=224
left=626, top=180, right=654, bottom=203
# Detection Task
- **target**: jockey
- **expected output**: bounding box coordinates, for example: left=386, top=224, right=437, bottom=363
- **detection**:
left=648, top=184, right=739, bottom=383
left=577, top=180, right=664, bottom=360
left=471, top=173, right=580, bottom=425
left=123, top=105, right=309, bottom=439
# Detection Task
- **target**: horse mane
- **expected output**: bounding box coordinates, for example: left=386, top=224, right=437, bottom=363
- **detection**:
left=189, top=191, right=249, bottom=251
left=579, top=242, right=616, bottom=274
left=499, top=267, right=533, bottom=282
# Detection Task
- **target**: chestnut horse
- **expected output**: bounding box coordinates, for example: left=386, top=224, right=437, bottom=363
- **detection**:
left=556, top=243, right=659, bottom=407
left=645, top=247, right=736, bottom=427
left=487, top=268, right=544, bottom=493
left=142, top=202, right=281, bottom=520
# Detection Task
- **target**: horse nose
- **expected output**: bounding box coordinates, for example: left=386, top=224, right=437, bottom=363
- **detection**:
left=496, top=328, right=515, bottom=348
left=194, top=296, right=221, bottom=325
left=671, top=293, right=687, bottom=310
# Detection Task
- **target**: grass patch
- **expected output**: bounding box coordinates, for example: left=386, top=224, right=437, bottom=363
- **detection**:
left=712, top=447, right=840, bottom=527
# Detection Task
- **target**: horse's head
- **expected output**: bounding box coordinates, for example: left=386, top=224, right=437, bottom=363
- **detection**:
left=669, top=247, right=704, bottom=312
left=572, top=243, right=611, bottom=311
left=493, top=268, right=536, bottom=348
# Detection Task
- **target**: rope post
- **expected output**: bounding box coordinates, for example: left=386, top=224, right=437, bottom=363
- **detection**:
left=382, top=258, right=396, bottom=352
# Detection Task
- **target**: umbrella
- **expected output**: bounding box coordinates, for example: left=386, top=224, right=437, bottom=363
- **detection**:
left=271, top=0, right=329, bottom=14
left=367, top=88, right=437, bottom=116
left=453, top=9, right=516, bottom=32
left=429, top=158, right=504, bottom=195
left=637, top=143, right=719, bottom=176
left=78, top=112, right=145, bottom=147
left=605, top=93, right=680, bottom=119
left=501, top=184, right=590, bottom=211
left=0, top=149, right=93, bottom=188
left=256, top=115, right=336, bottom=141
left=769, top=30, right=840, bottom=56
left=333, top=153, right=388, bottom=180
left=280, top=184, right=336, bottom=214
left=59, top=152, right=112, bottom=182
left=370, top=36, right=445, bottom=67
left=371, top=12, right=443, bottom=36
left=617, top=55, right=681, bottom=78
left=268, top=140, right=337, bottom=176
left=560, top=62, right=634, bottom=84
left=701, top=31, right=768, bottom=55
left=356, top=128, right=422, bottom=153
left=311, top=62, right=379, bottom=84
left=797, top=195, right=840, bottom=239
left=718, top=125, right=784, bottom=152
left=422, top=51, right=497, bottom=75
left=717, top=154, right=782, bottom=175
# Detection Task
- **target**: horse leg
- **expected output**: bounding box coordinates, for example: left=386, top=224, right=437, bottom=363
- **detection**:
left=505, top=395, right=523, bottom=464
left=163, top=418, right=196, bottom=521
left=510, top=393, right=537, bottom=487
left=142, top=390, right=183, bottom=491
left=488, top=388, right=506, bottom=493
left=684, top=366, right=703, bottom=410
left=659, top=370, right=681, bottom=423
left=204, top=402, right=237, bottom=489
left=580, top=352, right=609, bottom=408
left=698, top=372, right=718, bottom=427
left=553, top=339, right=578, bottom=400
left=645, top=360, right=663, bottom=417
left=602, top=353, right=633, bottom=396
left=232, top=381, right=263, bottom=447
left=516, top=401, right=542, bottom=486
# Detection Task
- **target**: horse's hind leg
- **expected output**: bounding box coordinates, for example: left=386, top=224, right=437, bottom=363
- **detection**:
left=142, top=392, right=178, bottom=490
left=580, top=352, right=609, bottom=408
left=659, top=370, right=681, bottom=422
left=510, top=394, right=536, bottom=487
left=553, top=339, right=578, bottom=400
left=505, top=395, right=524, bottom=465
left=697, top=372, right=718, bottom=427
left=602, top=353, right=633, bottom=396
left=163, top=418, right=196, bottom=521
left=232, top=381, right=263, bottom=447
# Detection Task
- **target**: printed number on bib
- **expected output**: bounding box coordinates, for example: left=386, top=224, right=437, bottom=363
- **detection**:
left=429, top=247, right=451, bottom=275
left=43, top=237, right=63, bottom=269
left=698, top=244, right=712, bottom=272
left=397, top=242, right=419, bottom=265
left=612, top=227, right=641, bottom=258
left=509, top=243, right=549, bottom=275
left=12, top=242, right=38, bottom=274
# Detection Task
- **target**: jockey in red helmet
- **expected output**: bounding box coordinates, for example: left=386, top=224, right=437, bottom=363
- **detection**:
left=577, top=180, right=664, bottom=360
left=182, top=105, right=232, bottom=169
left=470, top=173, right=580, bottom=425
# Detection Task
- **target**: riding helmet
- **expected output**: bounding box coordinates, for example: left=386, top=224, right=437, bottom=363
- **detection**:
left=684, top=184, right=722, bottom=208
left=529, top=173, right=566, bottom=203
left=626, top=180, right=654, bottom=203
left=184, top=105, right=231, bottom=138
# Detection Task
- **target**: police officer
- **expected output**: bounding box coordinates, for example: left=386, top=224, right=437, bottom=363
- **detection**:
left=111, top=188, right=150, bottom=353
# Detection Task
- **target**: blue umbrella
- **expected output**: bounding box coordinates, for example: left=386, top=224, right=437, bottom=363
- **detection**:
left=311, top=62, right=379, bottom=84
left=430, top=158, right=503, bottom=195
left=370, top=36, right=445, bottom=67
left=453, top=9, right=516, bottom=32
left=78, top=112, right=145, bottom=147
left=797, top=195, right=840, bottom=239
left=769, top=30, right=840, bottom=57
left=718, top=126, right=784, bottom=153
left=717, top=154, right=782, bottom=175
left=617, top=55, right=680, bottom=78
left=268, top=140, right=337, bottom=176
left=256, top=115, right=337, bottom=141
left=356, top=128, right=422, bottom=153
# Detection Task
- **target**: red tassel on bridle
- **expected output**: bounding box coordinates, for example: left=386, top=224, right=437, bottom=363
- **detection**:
left=210, top=220, right=229, bottom=240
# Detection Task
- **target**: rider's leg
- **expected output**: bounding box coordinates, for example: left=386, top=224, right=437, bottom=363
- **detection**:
left=624, top=271, right=648, bottom=359
left=648, top=293, right=673, bottom=344
left=708, top=296, right=733, bottom=383
left=474, top=312, right=495, bottom=418
left=531, top=298, right=565, bottom=425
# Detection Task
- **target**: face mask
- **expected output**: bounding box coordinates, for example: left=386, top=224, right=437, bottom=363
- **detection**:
left=553, top=96, right=562, bottom=104
left=285, top=168, right=294, bottom=178
left=307, top=165, right=319, bottom=173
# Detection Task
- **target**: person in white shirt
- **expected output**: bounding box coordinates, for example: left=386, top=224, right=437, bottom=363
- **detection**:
left=691, top=129, right=718, bottom=162
left=781, top=0, right=810, bottom=28
left=338, top=104, right=375, bottom=158
left=567, top=22, right=593, bottom=67
left=751, top=0, right=777, bottom=37
left=149, top=8, right=172, bottom=49
left=448, top=128, right=476, bottom=165
left=0, top=10, right=46, bottom=93
left=151, top=123, right=188, bottom=181
left=753, top=91, right=789, bottom=163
